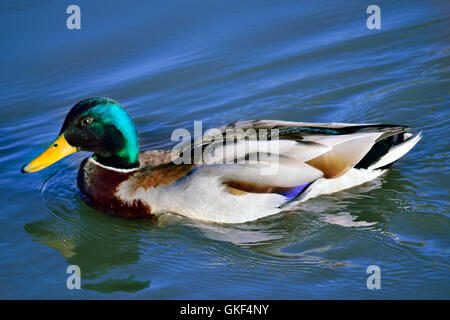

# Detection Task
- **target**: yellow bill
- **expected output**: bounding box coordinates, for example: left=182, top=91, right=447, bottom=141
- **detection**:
left=22, top=134, right=78, bottom=173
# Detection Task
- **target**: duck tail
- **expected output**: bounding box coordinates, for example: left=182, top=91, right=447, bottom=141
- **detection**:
left=354, top=129, right=422, bottom=170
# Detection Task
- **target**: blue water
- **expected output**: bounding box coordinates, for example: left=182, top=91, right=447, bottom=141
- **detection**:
left=0, top=0, right=449, bottom=299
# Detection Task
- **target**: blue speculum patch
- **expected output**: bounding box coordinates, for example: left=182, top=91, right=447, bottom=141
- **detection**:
left=279, top=183, right=309, bottom=200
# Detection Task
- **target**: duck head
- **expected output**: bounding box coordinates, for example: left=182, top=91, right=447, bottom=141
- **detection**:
left=22, top=98, right=140, bottom=172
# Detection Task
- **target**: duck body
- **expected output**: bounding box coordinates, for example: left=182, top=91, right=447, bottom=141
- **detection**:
left=23, top=98, right=422, bottom=224
left=80, top=121, right=421, bottom=223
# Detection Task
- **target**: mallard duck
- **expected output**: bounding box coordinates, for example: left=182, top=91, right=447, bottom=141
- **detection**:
left=22, top=98, right=422, bottom=223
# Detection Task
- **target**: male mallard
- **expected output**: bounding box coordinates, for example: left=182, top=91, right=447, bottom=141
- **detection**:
left=22, top=98, right=422, bottom=223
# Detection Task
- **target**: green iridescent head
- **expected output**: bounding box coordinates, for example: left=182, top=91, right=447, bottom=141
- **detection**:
left=61, top=97, right=140, bottom=169
left=22, top=98, right=140, bottom=173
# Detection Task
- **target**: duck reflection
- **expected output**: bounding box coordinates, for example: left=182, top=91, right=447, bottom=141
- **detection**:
left=24, top=200, right=152, bottom=292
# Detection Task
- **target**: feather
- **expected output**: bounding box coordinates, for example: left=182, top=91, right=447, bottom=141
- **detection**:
left=369, top=131, right=422, bottom=169
left=111, top=120, right=421, bottom=223
left=305, top=132, right=382, bottom=178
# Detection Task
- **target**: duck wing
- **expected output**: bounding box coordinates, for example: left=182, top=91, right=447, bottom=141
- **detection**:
left=172, top=120, right=414, bottom=197
left=118, top=120, right=419, bottom=223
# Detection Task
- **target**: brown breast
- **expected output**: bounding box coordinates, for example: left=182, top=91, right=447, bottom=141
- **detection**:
left=77, top=151, right=195, bottom=219
left=77, top=158, right=153, bottom=219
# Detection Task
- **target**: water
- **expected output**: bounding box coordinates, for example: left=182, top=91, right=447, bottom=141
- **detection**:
left=0, top=0, right=449, bottom=299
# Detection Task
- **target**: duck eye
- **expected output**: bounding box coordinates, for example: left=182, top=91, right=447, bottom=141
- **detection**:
left=80, top=117, right=93, bottom=127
